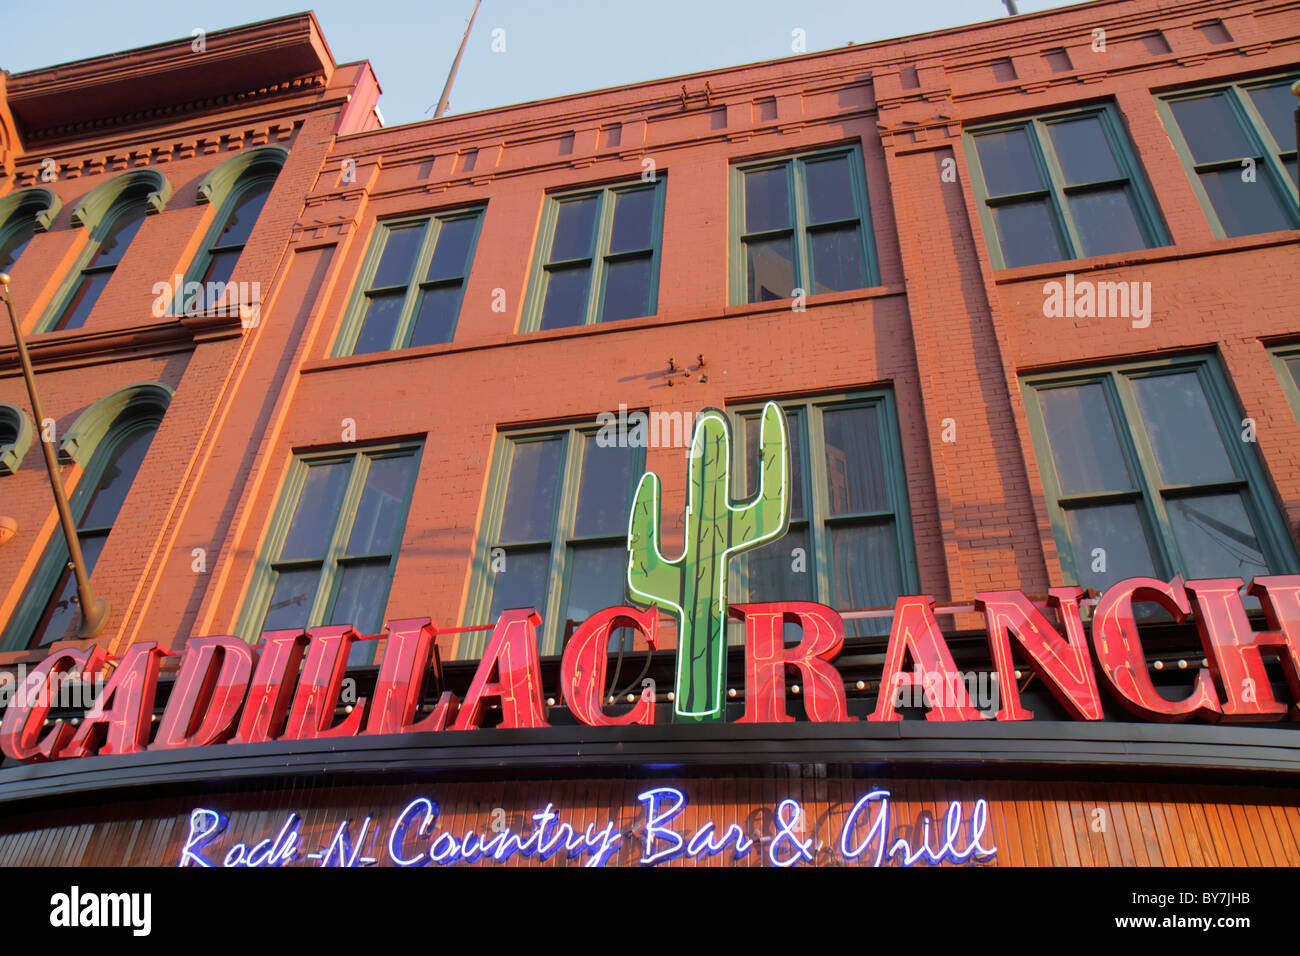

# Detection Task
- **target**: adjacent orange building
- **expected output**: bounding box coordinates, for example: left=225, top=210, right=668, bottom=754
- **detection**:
left=0, top=0, right=1298, bottom=867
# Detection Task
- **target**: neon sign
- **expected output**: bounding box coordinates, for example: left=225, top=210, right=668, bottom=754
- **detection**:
left=177, top=788, right=996, bottom=867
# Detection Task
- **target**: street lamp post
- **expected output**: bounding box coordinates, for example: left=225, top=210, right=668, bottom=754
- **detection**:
left=0, top=273, right=110, bottom=639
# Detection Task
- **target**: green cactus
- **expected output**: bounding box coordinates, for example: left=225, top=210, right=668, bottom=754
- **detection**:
left=626, top=402, right=790, bottom=722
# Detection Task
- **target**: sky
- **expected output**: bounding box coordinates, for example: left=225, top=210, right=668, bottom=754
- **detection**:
left=1, top=0, right=1084, bottom=128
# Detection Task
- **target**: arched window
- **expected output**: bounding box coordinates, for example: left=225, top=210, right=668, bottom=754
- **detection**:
left=46, top=171, right=171, bottom=333
left=0, top=188, right=61, bottom=274
left=0, top=402, right=34, bottom=476
left=183, top=147, right=285, bottom=313
left=1, top=384, right=171, bottom=650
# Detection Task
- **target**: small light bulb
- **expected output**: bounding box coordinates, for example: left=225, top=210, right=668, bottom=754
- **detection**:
left=344, top=705, right=353, bottom=714
left=727, top=688, right=737, bottom=698
left=855, top=680, right=865, bottom=691
left=791, top=684, right=801, bottom=695
left=1178, top=659, right=1188, bottom=670
left=666, top=691, right=675, bottom=702
left=1153, top=660, right=1164, bottom=670
left=626, top=694, right=635, bottom=703
left=546, top=697, right=555, bottom=707
left=1201, top=658, right=1208, bottom=667
left=1014, top=670, right=1022, bottom=680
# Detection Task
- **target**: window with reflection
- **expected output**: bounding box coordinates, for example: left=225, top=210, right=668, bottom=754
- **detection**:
left=968, top=105, right=1166, bottom=268
left=1024, top=359, right=1296, bottom=597
left=525, top=179, right=665, bottom=331
left=184, top=173, right=277, bottom=313
left=729, top=392, right=917, bottom=638
left=1159, top=76, right=1299, bottom=238
left=470, top=424, right=644, bottom=654
left=0, top=206, right=40, bottom=274
left=339, top=208, right=484, bottom=354
left=243, top=445, right=422, bottom=652
left=51, top=185, right=153, bottom=332
left=733, top=146, right=879, bottom=303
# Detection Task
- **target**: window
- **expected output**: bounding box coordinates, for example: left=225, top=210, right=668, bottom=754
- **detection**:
left=1158, top=76, right=1299, bottom=238
left=523, top=179, right=665, bottom=331
left=50, top=185, right=152, bottom=331
left=729, top=392, right=917, bottom=638
left=239, top=445, right=422, bottom=651
left=337, top=208, right=484, bottom=355
left=1023, top=358, right=1297, bottom=598
left=185, top=178, right=276, bottom=312
left=967, top=105, right=1166, bottom=268
left=1268, top=345, right=1300, bottom=424
left=0, top=188, right=60, bottom=275
left=468, top=425, right=644, bottom=654
left=0, top=403, right=33, bottom=476
left=732, top=146, right=878, bottom=303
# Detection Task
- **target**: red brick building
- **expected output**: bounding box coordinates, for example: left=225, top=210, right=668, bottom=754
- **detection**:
left=0, top=0, right=1297, bottom=867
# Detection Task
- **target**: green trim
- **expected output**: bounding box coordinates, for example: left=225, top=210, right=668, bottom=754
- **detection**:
left=964, top=103, right=1169, bottom=269
left=0, top=386, right=170, bottom=651
left=728, top=144, right=880, bottom=305
left=0, top=187, right=62, bottom=235
left=69, top=170, right=171, bottom=229
left=1269, top=345, right=1300, bottom=424
left=235, top=441, right=424, bottom=643
left=1155, top=73, right=1300, bottom=239
left=0, top=402, right=34, bottom=476
left=519, top=177, right=667, bottom=332
left=333, top=205, right=486, bottom=356
left=1021, top=354, right=1299, bottom=590
left=464, top=422, right=646, bottom=657
left=195, top=146, right=288, bottom=207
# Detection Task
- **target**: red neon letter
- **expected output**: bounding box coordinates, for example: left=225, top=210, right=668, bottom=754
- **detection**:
left=733, top=602, right=854, bottom=723
left=452, top=608, right=550, bottom=731
left=1185, top=577, right=1300, bottom=721
left=0, top=646, right=106, bottom=761
left=231, top=630, right=310, bottom=744
left=151, top=636, right=255, bottom=750
left=975, top=588, right=1103, bottom=721
left=869, top=595, right=984, bottom=722
left=1091, top=577, right=1220, bottom=721
left=365, top=618, right=446, bottom=735
left=561, top=606, right=658, bottom=727
left=65, top=643, right=172, bottom=757
left=283, top=625, right=371, bottom=740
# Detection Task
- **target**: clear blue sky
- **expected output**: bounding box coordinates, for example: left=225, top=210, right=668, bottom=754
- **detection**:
left=2, top=1, right=1083, bottom=128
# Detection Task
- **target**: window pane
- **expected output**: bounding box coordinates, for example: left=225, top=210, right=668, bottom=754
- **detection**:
left=822, top=405, right=887, bottom=515
left=550, top=196, right=598, bottom=262
left=832, top=523, right=902, bottom=637
left=371, top=224, right=424, bottom=289
left=500, top=439, right=562, bottom=543
left=1064, top=503, right=1158, bottom=592
left=408, top=285, right=461, bottom=347
left=1248, top=83, right=1298, bottom=151
left=1169, top=95, right=1255, bottom=164
left=975, top=128, right=1044, bottom=196
left=0, top=218, right=36, bottom=273
left=803, top=156, right=856, bottom=224
left=329, top=560, right=393, bottom=633
left=346, top=456, right=416, bottom=555
left=1067, top=188, right=1148, bottom=256
left=1037, top=384, right=1133, bottom=496
left=79, top=427, right=156, bottom=530
left=609, top=188, right=655, bottom=253
left=991, top=200, right=1065, bottom=267
left=353, top=291, right=405, bottom=354
left=600, top=256, right=651, bottom=322
left=1198, top=168, right=1292, bottom=236
left=809, top=225, right=866, bottom=293
left=90, top=204, right=147, bottom=268
left=745, top=526, right=812, bottom=603
left=1168, top=493, right=1268, bottom=579
left=215, top=183, right=271, bottom=248
left=56, top=271, right=111, bottom=331
left=745, top=411, right=804, bottom=521
left=261, top=566, right=322, bottom=632
left=489, top=548, right=549, bottom=621
left=744, top=166, right=790, bottom=232
left=1286, top=356, right=1300, bottom=391
left=199, top=248, right=241, bottom=290
left=280, top=461, right=350, bottom=561
left=564, top=543, right=626, bottom=629
left=745, top=235, right=794, bottom=302
left=1047, top=117, right=1123, bottom=185
left=426, top=216, right=478, bottom=281
left=1286, top=158, right=1298, bottom=191
left=538, top=265, right=591, bottom=330
left=1130, top=373, right=1234, bottom=485
left=573, top=435, right=635, bottom=538
left=32, top=534, right=107, bottom=648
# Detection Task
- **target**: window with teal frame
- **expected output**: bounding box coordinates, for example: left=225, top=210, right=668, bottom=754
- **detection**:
left=465, top=423, right=645, bottom=655
left=1023, top=357, right=1298, bottom=599
left=728, top=391, right=918, bottom=638
left=183, top=174, right=278, bottom=312
left=237, top=444, right=422, bottom=653
left=521, top=178, right=666, bottom=331
left=336, top=208, right=484, bottom=355
left=1268, top=344, right=1300, bottom=424
left=730, top=145, right=879, bottom=304
left=1157, top=74, right=1299, bottom=238
left=966, top=104, right=1167, bottom=268
left=0, top=188, right=60, bottom=274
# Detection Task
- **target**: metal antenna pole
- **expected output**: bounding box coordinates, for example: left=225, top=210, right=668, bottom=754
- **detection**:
left=434, top=0, right=483, bottom=119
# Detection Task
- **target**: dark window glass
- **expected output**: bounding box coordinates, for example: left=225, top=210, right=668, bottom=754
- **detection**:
left=1037, top=384, right=1132, bottom=495
left=1248, top=84, right=1298, bottom=151
left=371, top=225, right=425, bottom=288
left=539, top=266, right=591, bottom=330
left=426, top=217, right=477, bottom=281
left=262, top=567, right=322, bottom=632
left=215, top=184, right=271, bottom=248
left=601, top=257, right=652, bottom=322
left=1067, top=188, right=1148, bottom=257
left=809, top=226, right=865, bottom=293
left=746, top=236, right=795, bottom=301
left=0, top=217, right=37, bottom=273
left=609, top=188, right=655, bottom=252
left=573, top=437, right=634, bottom=538
left=1170, top=95, right=1255, bottom=163
left=1168, top=494, right=1267, bottom=579
left=408, top=286, right=461, bottom=347
left=822, top=406, right=887, bottom=514
left=975, top=128, right=1043, bottom=196
left=744, top=167, right=790, bottom=232
left=1130, top=373, right=1234, bottom=485
left=563, top=543, right=626, bottom=628
left=280, top=462, right=350, bottom=560
left=91, top=205, right=147, bottom=268
left=991, top=201, right=1064, bottom=267
left=55, top=272, right=112, bottom=332
left=489, top=549, right=549, bottom=621
left=500, top=440, right=562, bottom=542
left=53, top=192, right=151, bottom=331
left=550, top=196, right=598, bottom=261
left=1047, top=117, right=1123, bottom=185
left=1064, top=502, right=1159, bottom=593
left=803, top=156, right=855, bottom=223
left=1197, top=168, right=1292, bottom=236
left=353, top=292, right=406, bottom=355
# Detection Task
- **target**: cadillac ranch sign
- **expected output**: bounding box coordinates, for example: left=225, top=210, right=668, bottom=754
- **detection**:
left=4, top=402, right=1300, bottom=765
